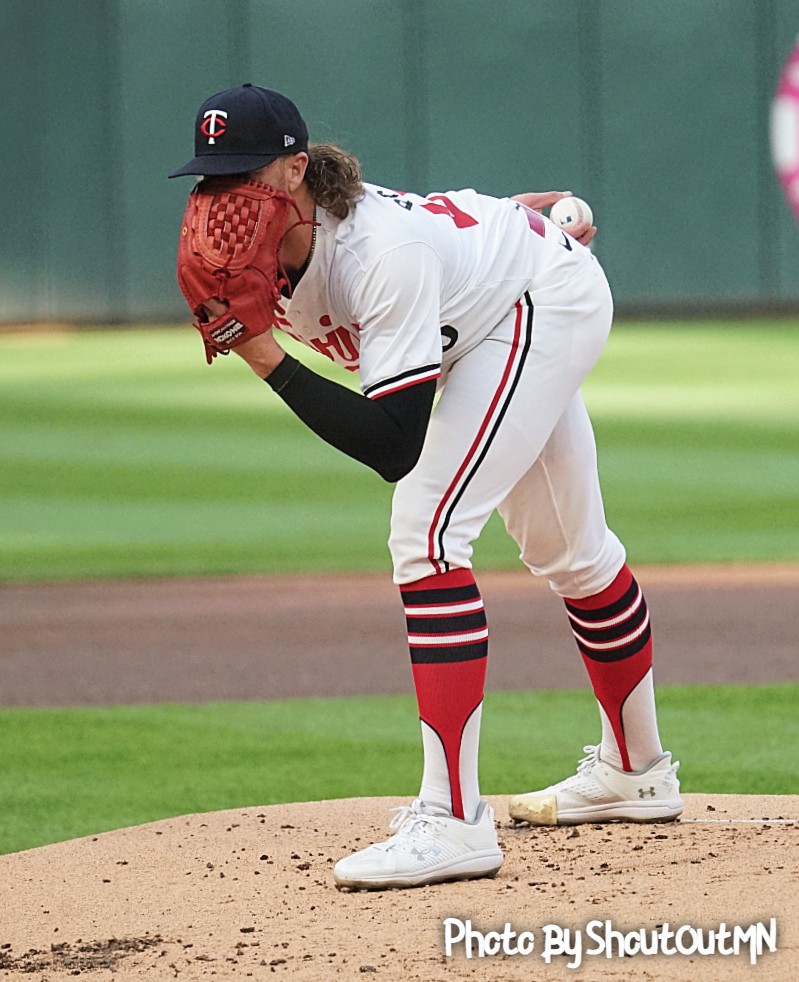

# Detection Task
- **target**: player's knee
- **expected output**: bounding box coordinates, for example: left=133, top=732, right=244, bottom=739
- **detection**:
left=388, top=522, right=475, bottom=585
left=388, top=528, right=431, bottom=585
left=543, top=533, right=626, bottom=599
left=388, top=484, right=477, bottom=585
left=516, top=528, right=625, bottom=598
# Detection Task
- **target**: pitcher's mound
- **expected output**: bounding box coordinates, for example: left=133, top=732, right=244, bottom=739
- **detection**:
left=0, top=795, right=795, bottom=981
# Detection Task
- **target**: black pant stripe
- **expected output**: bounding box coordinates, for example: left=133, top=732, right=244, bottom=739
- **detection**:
left=433, top=292, right=535, bottom=566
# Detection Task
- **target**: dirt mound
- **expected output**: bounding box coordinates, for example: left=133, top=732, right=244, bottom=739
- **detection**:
left=0, top=794, right=795, bottom=980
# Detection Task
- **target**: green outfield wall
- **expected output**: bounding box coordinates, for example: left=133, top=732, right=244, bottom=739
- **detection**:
left=2, top=0, right=798, bottom=322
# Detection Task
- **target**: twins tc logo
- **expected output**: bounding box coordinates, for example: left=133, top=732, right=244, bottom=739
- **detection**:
left=201, top=109, right=228, bottom=145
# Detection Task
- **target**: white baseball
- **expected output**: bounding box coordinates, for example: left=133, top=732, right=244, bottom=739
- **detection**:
left=549, top=196, right=593, bottom=236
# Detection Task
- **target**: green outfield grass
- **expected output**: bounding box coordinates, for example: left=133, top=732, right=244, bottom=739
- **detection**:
left=0, top=683, right=796, bottom=856
left=1, top=320, right=798, bottom=582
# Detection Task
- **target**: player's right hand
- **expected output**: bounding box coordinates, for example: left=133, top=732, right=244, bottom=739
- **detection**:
left=511, top=191, right=597, bottom=247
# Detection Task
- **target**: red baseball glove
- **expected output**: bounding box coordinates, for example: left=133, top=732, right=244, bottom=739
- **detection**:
left=177, top=178, right=303, bottom=364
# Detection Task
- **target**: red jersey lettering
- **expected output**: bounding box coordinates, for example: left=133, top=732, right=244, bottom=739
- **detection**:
left=310, top=325, right=359, bottom=366
left=422, top=194, right=479, bottom=228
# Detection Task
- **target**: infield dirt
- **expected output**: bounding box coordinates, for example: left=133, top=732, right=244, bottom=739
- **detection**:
left=0, top=794, right=796, bottom=981
left=1, top=564, right=797, bottom=705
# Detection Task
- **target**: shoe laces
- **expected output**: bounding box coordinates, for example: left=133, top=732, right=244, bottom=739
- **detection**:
left=379, top=802, right=443, bottom=852
left=576, top=745, right=601, bottom=777
left=575, top=745, right=681, bottom=778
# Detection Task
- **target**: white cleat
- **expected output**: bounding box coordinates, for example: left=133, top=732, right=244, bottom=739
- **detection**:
left=333, top=799, right=503, bottom=890
left=509, top=745, right=684, bottom=826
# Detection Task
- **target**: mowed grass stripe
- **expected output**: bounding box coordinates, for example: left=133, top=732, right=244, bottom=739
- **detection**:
left=0, top=683, right=795, bottom=856
left=1, top=322, right=798, bottom=582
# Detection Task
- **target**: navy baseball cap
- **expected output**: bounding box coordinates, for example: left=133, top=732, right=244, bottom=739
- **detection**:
left=168, top=83, right=309, bottom=178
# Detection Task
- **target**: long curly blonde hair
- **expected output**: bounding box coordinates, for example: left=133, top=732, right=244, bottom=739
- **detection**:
left=305, top=143, right=365, bottom=219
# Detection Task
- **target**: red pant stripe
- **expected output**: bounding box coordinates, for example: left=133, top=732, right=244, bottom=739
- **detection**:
left=425, top=295, right=532, bottom=574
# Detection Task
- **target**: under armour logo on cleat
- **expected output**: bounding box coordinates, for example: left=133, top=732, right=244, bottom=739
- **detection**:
left=412, top=844, right=443, bottom=863
left=638, top=787, right=657, bottom=798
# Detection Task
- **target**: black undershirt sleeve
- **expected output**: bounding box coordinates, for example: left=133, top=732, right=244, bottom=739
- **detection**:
left=264, top=355, right=437, bottom=483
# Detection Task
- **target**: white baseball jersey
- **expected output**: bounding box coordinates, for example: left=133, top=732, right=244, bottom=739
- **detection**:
left=275, top=183, right=587, bottom=398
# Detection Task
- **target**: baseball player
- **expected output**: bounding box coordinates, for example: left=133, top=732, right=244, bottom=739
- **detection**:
left=170, top=84, right=683, bottom=891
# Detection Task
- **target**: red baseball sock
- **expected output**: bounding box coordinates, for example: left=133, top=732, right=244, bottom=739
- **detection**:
left=565, top=564, right=663, bottom=771
left=401, top=568, right=487, bottom=820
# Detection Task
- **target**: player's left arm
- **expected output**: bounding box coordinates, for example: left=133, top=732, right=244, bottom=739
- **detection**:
left=511, top=190, right=597, bottom=246
left=260, top=343, right=434, bottom=482
left=232, top=331, right=435, bottom=483
left=232, top=242, right=444, bottom=482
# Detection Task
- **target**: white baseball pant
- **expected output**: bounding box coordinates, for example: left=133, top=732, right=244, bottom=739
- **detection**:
left=389, top=249, right=625, bottom=598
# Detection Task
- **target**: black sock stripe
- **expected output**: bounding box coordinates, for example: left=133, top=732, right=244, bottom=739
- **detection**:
left=405, top=611, right=487, bottom=635
left=568, top=603, right=649, bottom=645
left=401, top=583, right=481, bottom=606
left=564, top=580, right=640, bottom=623
left=410, top=642, right=488, bottom=665
left=576, top=623, right=652, bottom=663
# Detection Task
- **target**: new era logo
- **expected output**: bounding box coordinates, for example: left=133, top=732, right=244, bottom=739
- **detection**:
left=284, top=135, right=296, bottom=147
